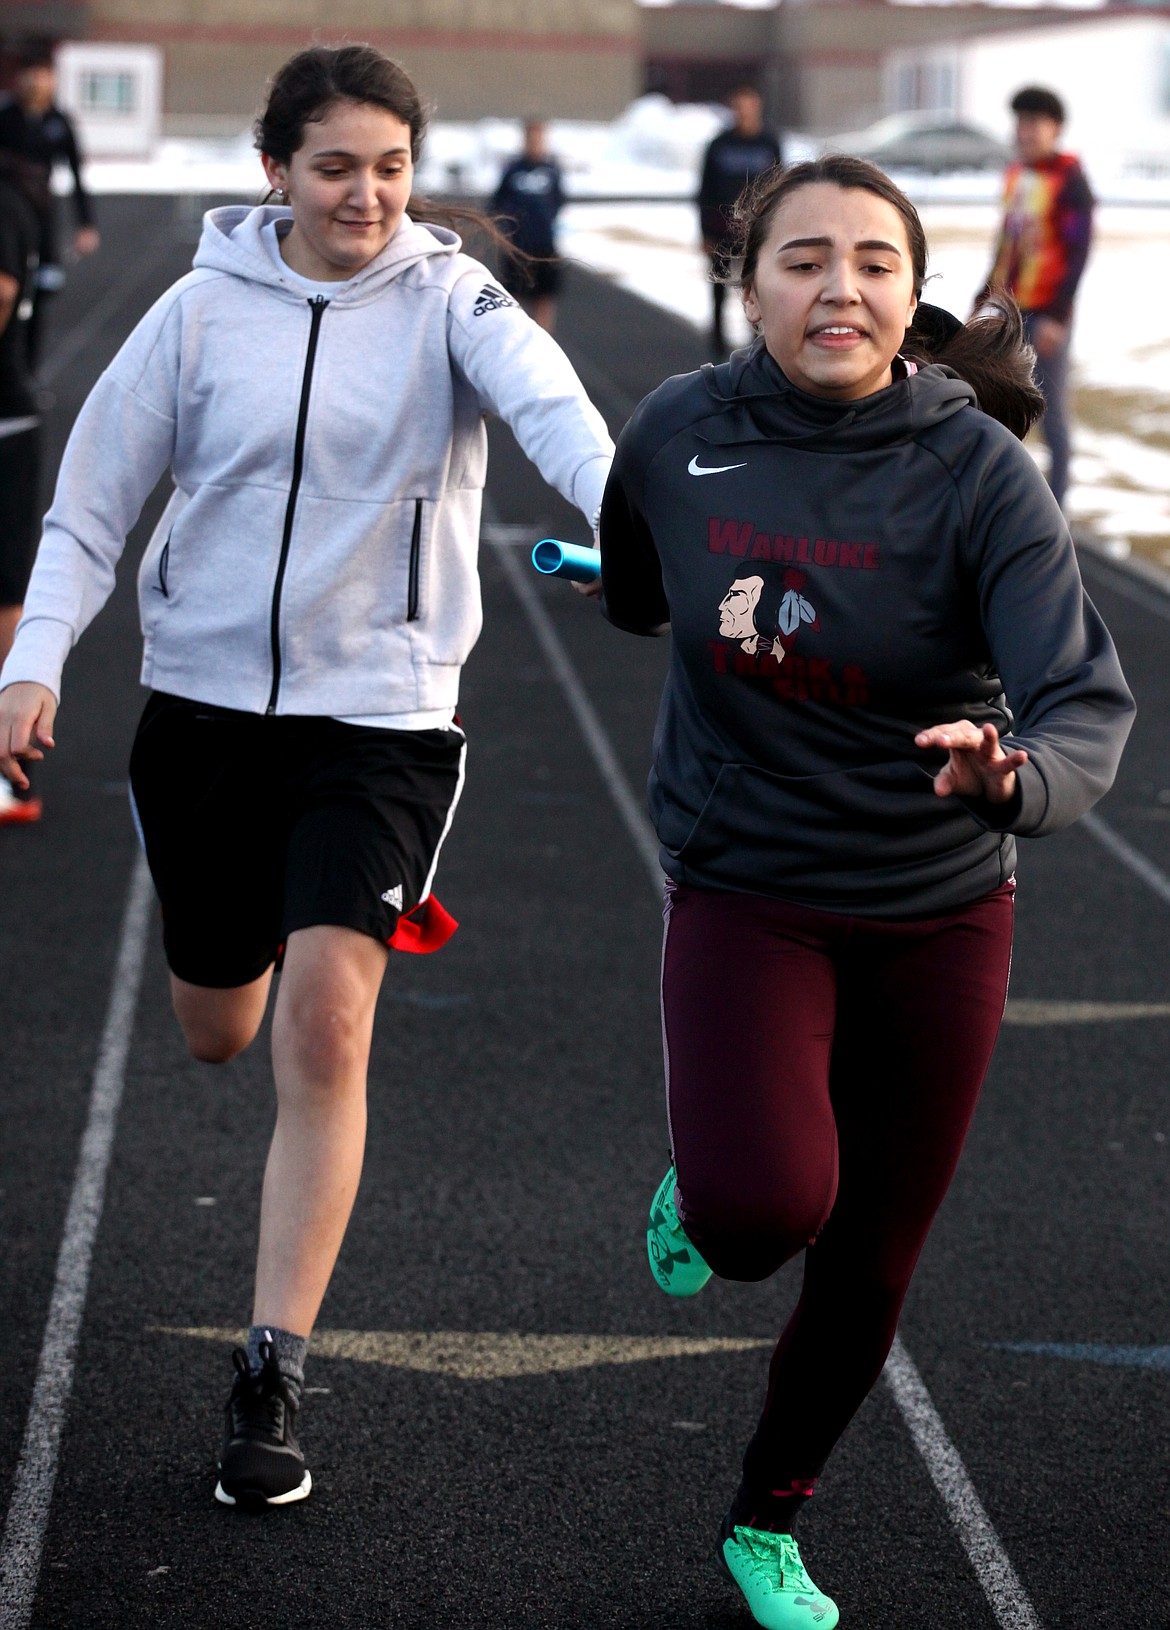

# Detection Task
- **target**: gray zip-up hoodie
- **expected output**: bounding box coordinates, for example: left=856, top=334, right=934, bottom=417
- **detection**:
left=601, top=341, right=1134, bottom=917
left=0, top=206, right=613, bottom=716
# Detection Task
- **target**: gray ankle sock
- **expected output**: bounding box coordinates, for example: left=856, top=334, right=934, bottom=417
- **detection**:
left=246, top=1324, right=308, bottom=1404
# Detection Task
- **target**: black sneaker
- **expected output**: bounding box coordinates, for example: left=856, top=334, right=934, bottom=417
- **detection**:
left=214, top=1343, right=312, bottom=1507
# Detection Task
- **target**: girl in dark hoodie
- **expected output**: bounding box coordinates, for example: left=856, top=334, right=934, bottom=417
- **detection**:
left=599, top=156, right=1133, bottom=1630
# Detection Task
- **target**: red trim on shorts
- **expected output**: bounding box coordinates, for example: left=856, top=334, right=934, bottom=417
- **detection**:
left=389, top=894, right=458, bottom=954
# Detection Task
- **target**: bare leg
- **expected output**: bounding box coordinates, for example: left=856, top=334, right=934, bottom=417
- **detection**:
left=171, top=966, right=274, bottom=1064
left=252, top=924, right=388, bottom=1336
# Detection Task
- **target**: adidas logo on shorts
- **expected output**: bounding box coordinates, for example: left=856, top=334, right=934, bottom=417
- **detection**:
left=380, top=884, right=404, bottom=910
left=472, top=282, right=517, bottom=317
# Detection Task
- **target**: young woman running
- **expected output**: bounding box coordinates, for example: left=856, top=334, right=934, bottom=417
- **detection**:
left=0, top=44, right=613, bottom=1509
left=599, top=155, right=1133, bottom=1628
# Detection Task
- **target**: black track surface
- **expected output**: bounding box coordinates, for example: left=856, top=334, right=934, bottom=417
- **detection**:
left=1, top=197, right=1167, bottom=1628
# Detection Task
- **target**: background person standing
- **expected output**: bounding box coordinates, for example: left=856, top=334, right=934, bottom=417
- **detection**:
left=697, top=86, right=781, bottom=354
left=981, top=85, right=1093, bottom=513
left=490, top=119, right=564, bottom=333
left=0, top=40, right=100, bottom=367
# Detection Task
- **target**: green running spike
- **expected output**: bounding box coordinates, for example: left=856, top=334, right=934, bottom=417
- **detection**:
left=720, top=1525, right=839, bottom=1630
left=646, top=1167, right=712, bottom=1297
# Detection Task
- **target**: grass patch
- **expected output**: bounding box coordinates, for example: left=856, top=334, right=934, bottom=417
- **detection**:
left=1074, top=385, right=1170, bottom=449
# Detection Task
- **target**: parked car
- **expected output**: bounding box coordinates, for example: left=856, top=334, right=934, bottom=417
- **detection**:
left=822, top=113, right=1011, bottom=174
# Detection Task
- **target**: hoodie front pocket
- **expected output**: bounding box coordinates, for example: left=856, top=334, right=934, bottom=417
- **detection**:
left=407, top=499, right=422, bottom=622
left=155, top=533, right=172, bottom=598
left=670, top=758, right=952, bottom=889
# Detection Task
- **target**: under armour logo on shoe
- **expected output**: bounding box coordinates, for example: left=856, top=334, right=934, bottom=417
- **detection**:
left=472, top=282, right=517, bottom=316
left=794, top=1601, right=829, bottom=1622
left=648, top=1205, right=693, bottom=1281
left=381, top=884, right=404, bottom=910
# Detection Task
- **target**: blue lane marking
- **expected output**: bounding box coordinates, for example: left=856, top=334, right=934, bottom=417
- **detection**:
left=994, top=1343, right=1170, bottom=1370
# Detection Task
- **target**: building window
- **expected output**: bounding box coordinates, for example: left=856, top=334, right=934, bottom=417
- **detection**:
left=78, top=70, right=137, bottom=115
left=891, top=57, right=956, bottom=116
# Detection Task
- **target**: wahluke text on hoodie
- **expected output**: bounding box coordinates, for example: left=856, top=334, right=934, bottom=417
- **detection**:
left=1, top=206, right=614, bottom=717
left=600, top=341, right=1134, bottom=917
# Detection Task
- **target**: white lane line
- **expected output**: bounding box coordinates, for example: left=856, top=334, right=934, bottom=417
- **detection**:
left=40, top=244, right=176, bottom=387
left=884, top=1340, right=1042, bottom=1630
left=1080, top=809, right=1170, bottom=909
left=488, top=523, right=1041, bottom=1630
left=1069, top=556, right=1170, bottom=904
left=0, top=851, right=153, bottom=1630
left=489, top=535, right=664, bottom=891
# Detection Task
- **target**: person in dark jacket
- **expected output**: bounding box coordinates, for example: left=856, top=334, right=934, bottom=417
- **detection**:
left=697, top=87, right=781, bottom=353
left=600, top=154, right=1133, bottom=1630
left=490, top=119, right=564, bottom=333
left=0, top=41, right=100, bottom=366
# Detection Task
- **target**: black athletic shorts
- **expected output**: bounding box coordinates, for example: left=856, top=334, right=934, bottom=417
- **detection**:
left=128, top=692, right=466, bottom=988
left=0, top=422, right=42, bottom=606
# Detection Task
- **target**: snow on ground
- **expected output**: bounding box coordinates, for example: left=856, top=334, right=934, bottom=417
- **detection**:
left=59, top=98, right=1170, bottom=564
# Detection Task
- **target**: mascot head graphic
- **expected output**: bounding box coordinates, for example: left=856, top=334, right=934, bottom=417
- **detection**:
left=718, top=568, right=818, bottom=657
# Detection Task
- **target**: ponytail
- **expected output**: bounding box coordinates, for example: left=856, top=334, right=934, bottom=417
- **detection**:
left=905, top=297, right=1044, bottom=440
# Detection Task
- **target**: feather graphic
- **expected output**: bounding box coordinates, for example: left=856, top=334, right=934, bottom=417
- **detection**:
left=779, top=590, right=817, bottom=635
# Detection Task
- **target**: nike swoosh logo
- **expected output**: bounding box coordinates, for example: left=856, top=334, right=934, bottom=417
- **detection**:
left=688, top=455, right=747, bottom=476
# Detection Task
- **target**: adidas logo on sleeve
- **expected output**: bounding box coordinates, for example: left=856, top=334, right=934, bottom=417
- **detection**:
left=472, top=283, right=518, bottom=317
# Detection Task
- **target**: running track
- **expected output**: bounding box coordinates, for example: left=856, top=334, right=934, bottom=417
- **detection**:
left=0, top=197, right=1167, bottom=1628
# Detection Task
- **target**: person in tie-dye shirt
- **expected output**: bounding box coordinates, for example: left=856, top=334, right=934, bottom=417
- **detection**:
left=981, top=86, right=1093, bottom=510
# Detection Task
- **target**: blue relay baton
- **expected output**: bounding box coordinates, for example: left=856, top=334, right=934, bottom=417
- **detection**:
left=531, top=538, right=601, bottom=583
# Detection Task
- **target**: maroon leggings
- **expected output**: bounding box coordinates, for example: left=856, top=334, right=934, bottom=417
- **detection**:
left=661, top=879, right=1014, bottom=1493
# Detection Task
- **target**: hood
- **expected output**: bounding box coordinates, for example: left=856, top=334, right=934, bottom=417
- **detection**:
left=696, top=336, right=975, bottom=453
left=192, top=205, right=459, bottom=305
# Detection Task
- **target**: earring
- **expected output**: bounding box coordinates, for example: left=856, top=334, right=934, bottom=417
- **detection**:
left=274, top=187, right=287, bottom=202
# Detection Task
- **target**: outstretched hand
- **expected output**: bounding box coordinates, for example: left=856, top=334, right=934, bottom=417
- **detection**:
left=0, top=682, right=58, bottom=789
left=915, top=719, right=1026, bottom=805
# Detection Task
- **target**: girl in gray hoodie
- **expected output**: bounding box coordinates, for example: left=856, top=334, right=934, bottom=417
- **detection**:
left=0, top=45, right=613, bottom=1508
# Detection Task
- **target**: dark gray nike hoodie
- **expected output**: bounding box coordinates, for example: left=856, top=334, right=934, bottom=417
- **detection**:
left=599, top=340, right=1134, bottom=917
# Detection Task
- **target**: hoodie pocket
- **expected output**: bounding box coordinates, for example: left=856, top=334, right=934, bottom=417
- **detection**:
left=155, top=532, right=172, bottom=598
left=407, top=499, right=422, bottom=622
left=670, top=758, right=954, bottom=893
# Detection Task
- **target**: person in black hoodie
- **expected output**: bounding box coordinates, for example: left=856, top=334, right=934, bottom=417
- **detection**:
left=0, top=42, right=99, bottom=367
left=490, top=119, right=564, bottom=333
left=698, top=87, right=782, bottom=353
left=600, top=155, right=1133, bottom=1630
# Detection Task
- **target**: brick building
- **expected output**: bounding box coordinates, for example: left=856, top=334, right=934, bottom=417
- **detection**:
left=0, top=0, right=641, bottom=132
